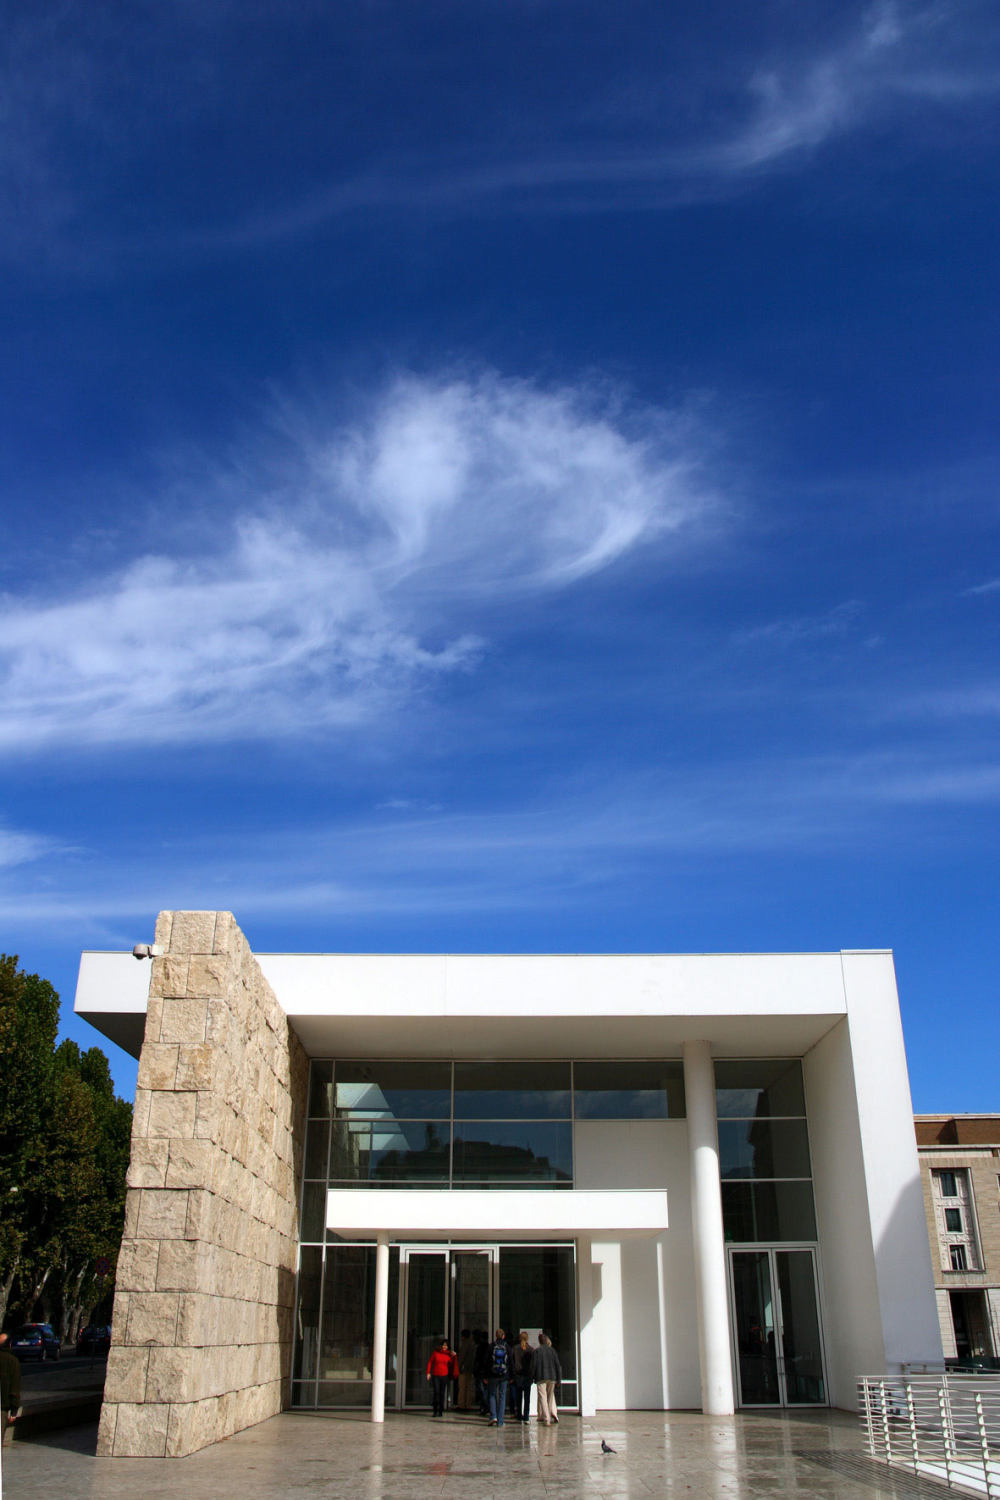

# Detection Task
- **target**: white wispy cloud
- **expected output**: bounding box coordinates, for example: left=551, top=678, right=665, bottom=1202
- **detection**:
left=193, top=1, right=1000, bottom=251
left=964, top=578, right=1000, bottom=595
left=0, top=824, right=58, bottom=869
left=733, top=601, right=864, bottom=648
left=0, top=370, right=713, bottom=752
left=4, top=744, right=998, bottom=930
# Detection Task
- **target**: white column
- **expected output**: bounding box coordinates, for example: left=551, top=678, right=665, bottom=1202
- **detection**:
left=371, top=1231, right=390, bottom=1423
left=683, top=1040, right=735, bottom=1416
left=577, top=1234, right=598, bottom=1417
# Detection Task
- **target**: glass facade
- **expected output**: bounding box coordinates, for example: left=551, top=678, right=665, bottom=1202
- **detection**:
left=715, top=1060, right=817, bottom=1243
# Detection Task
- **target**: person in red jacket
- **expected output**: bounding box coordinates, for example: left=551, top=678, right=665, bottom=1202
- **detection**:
left=426, top=1338, right=457, bottom=1417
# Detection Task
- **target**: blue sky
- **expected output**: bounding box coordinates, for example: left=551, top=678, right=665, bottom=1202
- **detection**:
left=2, top=0, right=998, bottom=1108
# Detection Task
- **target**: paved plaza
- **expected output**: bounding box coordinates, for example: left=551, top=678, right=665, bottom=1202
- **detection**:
left=7, top=1406, right=954, bottom=1500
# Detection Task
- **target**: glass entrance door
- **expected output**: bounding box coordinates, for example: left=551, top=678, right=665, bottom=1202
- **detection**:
left=401, top=1247, right=497, bottom=1407
left=402, top=1251, right=449, bottom=1406
left=729, top=1247, right=826, bottom=1407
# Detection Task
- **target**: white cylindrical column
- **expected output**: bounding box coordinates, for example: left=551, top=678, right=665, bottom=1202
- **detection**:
left=683, top=1040, right=735, bottom=1416
left=577, top=1234, right=597, bottom=1417
left=371, top=1231, right=390, bottom=1423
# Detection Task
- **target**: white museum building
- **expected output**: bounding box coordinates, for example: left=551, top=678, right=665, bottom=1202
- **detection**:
left=76, top=913, right=942, bottom=1458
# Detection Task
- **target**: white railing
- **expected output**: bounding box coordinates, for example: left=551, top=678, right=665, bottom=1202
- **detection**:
left=859, top=1373, right=1000, bottom=1498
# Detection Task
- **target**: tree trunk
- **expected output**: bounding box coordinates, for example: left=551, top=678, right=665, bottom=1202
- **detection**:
left=28, top=1263, right=51, bottom=1320
left=0, top=1257, right=18, bottom=1327
left=61, top=1262, right=88, bottom=1343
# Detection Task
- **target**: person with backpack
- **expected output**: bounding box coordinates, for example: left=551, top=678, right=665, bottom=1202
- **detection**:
left=486, top=1327, right=512, bottom=1426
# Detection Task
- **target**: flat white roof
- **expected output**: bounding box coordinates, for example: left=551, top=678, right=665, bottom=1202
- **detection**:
left=73, top=948, right=879, bottom=1059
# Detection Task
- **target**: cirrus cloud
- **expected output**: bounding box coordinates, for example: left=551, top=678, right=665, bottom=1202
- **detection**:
left=0, top=370, right=717, bottom=752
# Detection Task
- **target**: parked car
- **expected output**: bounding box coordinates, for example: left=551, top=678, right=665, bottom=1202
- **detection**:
left=11, top=1323, right=61, bottom=1361
left=76, top=1323, right=112, bottom=1355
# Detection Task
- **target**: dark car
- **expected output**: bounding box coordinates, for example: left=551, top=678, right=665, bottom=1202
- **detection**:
left=11, top=1323, right=61, bottom=1361
left=76, top=1324, right=112, bottom=1355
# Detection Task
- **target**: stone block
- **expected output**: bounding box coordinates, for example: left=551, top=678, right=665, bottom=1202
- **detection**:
left=147, top=1090, right=197, bottom=1139
left=175, top=1042, right=217, bottom=1092
left=164, top=1137, right=215, bottom=1190
left=116, top=1237, right=160, bottom=1293
left=146, top=1345, right=199, bottom=1402
left=131, top=1089, right=152, bottom=1140
left=150, top=956, right=190, bottom=1000
left=205, top=997, right=232, bottom=1047
left=112, top=1401, right=170, bottom=1457
left=154, top=911, right=173, bottom=948
left=127, top=1291, right=179, bottom=1346
left=195, top=1091, right=220, bottom=1139
left=169, top=911, right=217, bottom=955
left=187, top=954, right=229, bottom=999
left=159, top=997, right=208, bottom=1045
left=156, top=1238, right=210, bottom=1292
left=184, top=1189, right=219, bottom=1243
left=136, top=1188, right=190, bottom=1241
left=122, top=1189, right=141, bottom=1240
left=103, top=1346, right=150, bottom=1403
left=96, top=1402, right=118, bottom=1456
left=126, top=1137, right=169, bottom=1189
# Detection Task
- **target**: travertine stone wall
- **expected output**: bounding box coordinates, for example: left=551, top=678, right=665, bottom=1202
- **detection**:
left=98, top=912, right=309, bottom=1458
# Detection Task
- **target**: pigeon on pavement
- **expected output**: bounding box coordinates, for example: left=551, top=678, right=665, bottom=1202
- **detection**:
left=601, top=1439, right=616, bottom=1453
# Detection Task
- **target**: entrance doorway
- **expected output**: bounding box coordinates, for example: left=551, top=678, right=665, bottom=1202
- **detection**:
left=401, top=1247, right=495, bottom=1406
left=728, top=1247, right=827, bottom=1406
left=398, top=1243, right=578, bottom=1410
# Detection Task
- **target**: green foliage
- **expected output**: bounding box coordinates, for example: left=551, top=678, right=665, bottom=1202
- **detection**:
left=0, top=956, right=132, bottom=1332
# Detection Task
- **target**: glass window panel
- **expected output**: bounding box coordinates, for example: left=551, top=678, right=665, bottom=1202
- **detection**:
left=715, top=1060, right=806, bottom=1119
left=722, top=1181, right=817, bottom=1242
left=292, top=1246, right=323, bottom=1382
left=308, top=1061, right=334, bottom=1118
left=498, top=1246, right=577, bottom=1383
left=303, top=1117, right=331, bottom=1179
left=453, top=1062, right=571, bottom=1119
left=574, top=1060, right=685, bottom=1119
left=453, top=1179, right=573, bottom=1190
left=328, top=1120, right=451, bottom=1182
left=291, top=1381, right=317, bottom=1407
left=453, top=1121, right=572, bottom=1182
left=318, top=1379, right=372, bottom=1407
left=945, top=1208, right=963, bottom=1233
left=318, top=1246, right=378, bottom=1394
left=938, top=1171, right=958, bottom=1198
left=300, top=1182, right=327, bottom=1243
left=334, top=1062, right=451, bottom=1120
left=718, top=1119, right=812, bottom=1180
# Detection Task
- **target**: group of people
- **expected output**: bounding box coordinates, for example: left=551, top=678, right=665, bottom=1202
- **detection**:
left=425, top=1327, right=562, bottom=1427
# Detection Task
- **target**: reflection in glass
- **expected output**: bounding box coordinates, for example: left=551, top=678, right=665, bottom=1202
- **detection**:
left=453, top=1121, right=572, bottom=1182
left=293, top=1246, right=323, bottom=1383
left=722, top=1181, right=817, bottom=1242
left=718, top=1118, right=812, bottom=1180
left=453, top=1062, right=571, bottom=1119
left=303, top=1117, right=331, bottom=1178
left=731, top=1251, right=780, bottom=1404
left=329, top=1121, right=450, bottom=1183
left=404, top=1253, right=448, bottom=1406
left=715, top=1060, right=806, bottom=1119
left=318, top=1246, right=376, bottom=1406
left=334, top=1061, right=451, bottom=1120
left=498, top=1246, right=577, bottom=1383
left=776, top=1250, right=826, bottom=1403
left=574, top=1060, right=685, bottom=1119
left=308, top=1061, right=334, bottom=1119
left=300, top=1181, right=327, bottom=1243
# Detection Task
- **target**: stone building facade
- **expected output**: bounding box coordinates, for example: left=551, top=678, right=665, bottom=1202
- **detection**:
left=915, top=1114, right=1000, bottom=1363
left=97, top=912, right=309, bottom=1457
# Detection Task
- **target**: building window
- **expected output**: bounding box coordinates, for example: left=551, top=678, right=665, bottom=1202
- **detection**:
left=715, top=1060, right=817, bottom=1243
left=933, top=1168, right=980, bottom=1272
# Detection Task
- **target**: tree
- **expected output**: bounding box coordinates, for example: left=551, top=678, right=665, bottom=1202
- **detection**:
left=0, top=956, right=132, bottom=1334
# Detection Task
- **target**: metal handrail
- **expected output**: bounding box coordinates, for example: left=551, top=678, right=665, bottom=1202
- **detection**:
left=859, top=1373, right=1000, bottom=1498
